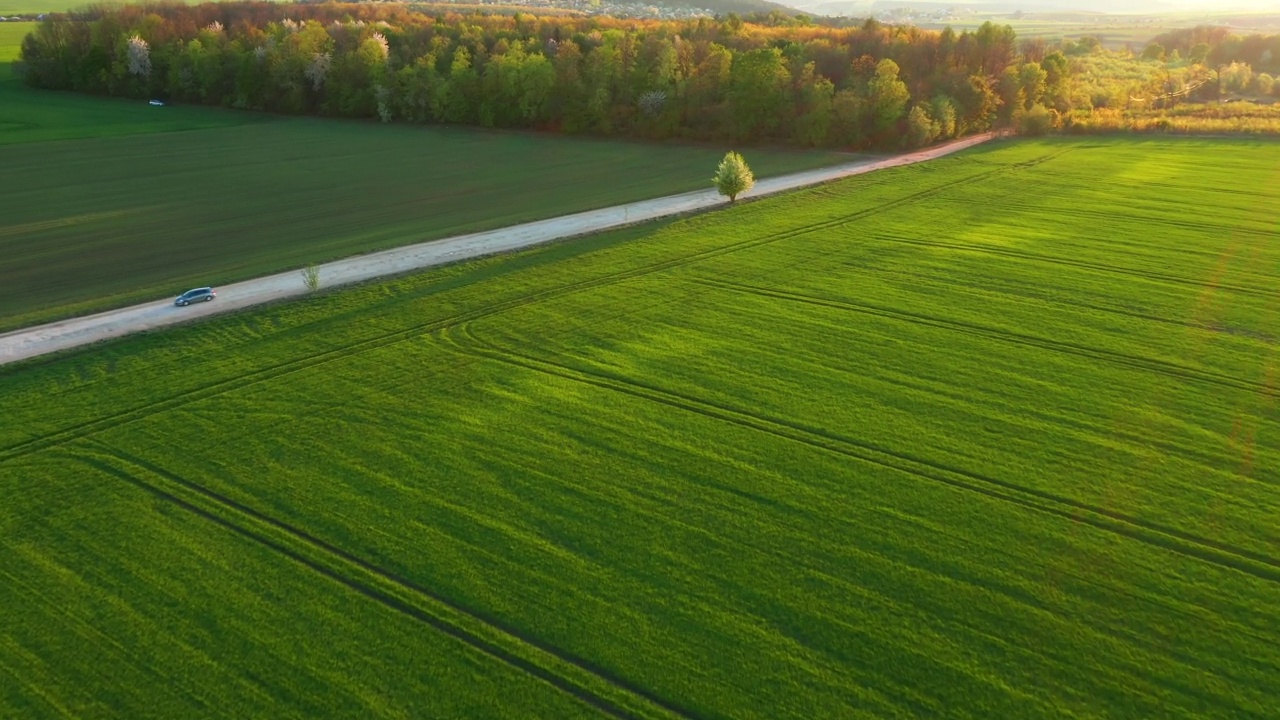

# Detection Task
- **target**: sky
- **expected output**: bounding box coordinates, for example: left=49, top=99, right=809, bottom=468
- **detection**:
left=785, top=0, right=1280, bottom=12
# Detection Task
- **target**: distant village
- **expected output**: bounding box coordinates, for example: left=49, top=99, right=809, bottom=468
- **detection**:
left=419, top=0, right=715, bottom=18
left=867, top=6, right=975, bottom=23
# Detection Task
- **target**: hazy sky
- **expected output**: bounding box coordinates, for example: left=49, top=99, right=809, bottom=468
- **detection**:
left=788, top=0, right=1280, bottom=12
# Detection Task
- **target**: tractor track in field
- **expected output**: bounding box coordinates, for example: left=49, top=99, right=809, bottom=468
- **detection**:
left=440, top=322, right=1280, bottom=587
left=0, top=147, right=1029, bottom=463
left=990, top=200, right=1280, bottom=240
left=695, top=278, right=1279, bottom=399
left=863, top=232, right=1276, bottom=299
left=0, top=133, right=997, bottom=367
left=850, top=261, right=1274, bottom=342
left=73, top=444, right=696, bottom=720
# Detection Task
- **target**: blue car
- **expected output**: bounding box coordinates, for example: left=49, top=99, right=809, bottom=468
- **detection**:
left=175, top=287, right=216, bottom=306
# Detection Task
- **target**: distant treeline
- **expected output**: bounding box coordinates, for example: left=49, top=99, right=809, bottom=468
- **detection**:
left=1146, top=26, right=1280, bottom=73
left=17, top=2, right=1074, bottom=148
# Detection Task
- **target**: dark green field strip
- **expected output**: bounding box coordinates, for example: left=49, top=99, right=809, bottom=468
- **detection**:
left=0, top=109, right=845, bottom=330
left=0, top=454, right=606, bottom=719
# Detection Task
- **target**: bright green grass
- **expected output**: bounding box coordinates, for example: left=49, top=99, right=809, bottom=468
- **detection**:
left=0, top=21, right=29, bottom=63
left=3, top=137, right=1280, bottom=718
left=0, top=90, right=844, bottom=333
left=0, top=1, right=57, bottom=12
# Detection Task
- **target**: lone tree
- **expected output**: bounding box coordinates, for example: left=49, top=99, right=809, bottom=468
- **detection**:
left=301, top=264, right=320, bottom=292
left=713, top=151, right=754, bottom=203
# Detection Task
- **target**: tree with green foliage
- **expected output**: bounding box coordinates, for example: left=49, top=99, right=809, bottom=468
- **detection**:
left=727, top=47, right=791, bottom=141
left=42, top=2, right=1247, bottom=147
left=1017, top=62, right=1048, bottom=109
left=904, top=104, right=937, bottom=148
left=930, top=95, right=957, bottom=139
left=713, top=151, right=754, bottom=203
left=865, top=59, right=909, bottom=139
left=953, top=74, right=999, bottom=133
left=793, top=63, right=834, bottom=147
left=1018, top=103, right=1053, bottom=135
left=829, top=89, right=864, bottom=147
left=301, top=264, right=320, bottom=292
left=437, top=47, right=478, bottom=123
left=1039, top=51, right=1071, bottom=112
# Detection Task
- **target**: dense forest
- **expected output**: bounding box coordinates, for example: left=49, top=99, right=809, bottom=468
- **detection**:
left=16, top=4, right=1280, bottom=147
left=16, top=2, right=1049, bottom=148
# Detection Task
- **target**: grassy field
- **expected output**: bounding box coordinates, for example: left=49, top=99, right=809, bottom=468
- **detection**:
left=0, top=121, right=845, bottom=331
left=0, top=23, right=847, bottom=331
left=0, top=22, right=29, bottom=62
left=1, top=136, right=1277, bottom=718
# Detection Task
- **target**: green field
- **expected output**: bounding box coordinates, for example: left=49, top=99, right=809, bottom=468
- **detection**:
left=0, top=22, right=29, bottom=62
left=2, top=137, right=1278, bottom=718
left=0, top=23, right=846, bottom=331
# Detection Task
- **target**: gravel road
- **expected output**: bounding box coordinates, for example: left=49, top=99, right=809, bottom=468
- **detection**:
left=0, top=133, right=994, bottom=367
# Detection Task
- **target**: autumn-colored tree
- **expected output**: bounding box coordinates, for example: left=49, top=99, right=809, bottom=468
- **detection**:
left=20, top=2, right=1111, bottom=148
left=931, top=95, right=957, bottom=139
left=904, top=104, right=937, bottom=148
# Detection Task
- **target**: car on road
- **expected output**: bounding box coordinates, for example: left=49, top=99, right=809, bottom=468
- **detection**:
left=174, top=287, right=216, bottom=306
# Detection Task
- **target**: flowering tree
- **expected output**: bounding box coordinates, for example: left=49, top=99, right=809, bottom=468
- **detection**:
left=305, top=51, right=331, bottom=91
left=369, top=32, right=389, bottom=61
left=126, top=35, right=151, bottom=78
left=712, top=151, right=754, bottom=203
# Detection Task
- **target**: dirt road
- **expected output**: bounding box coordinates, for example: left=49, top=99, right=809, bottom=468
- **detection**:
left=0, top=133, right=994, bottom=367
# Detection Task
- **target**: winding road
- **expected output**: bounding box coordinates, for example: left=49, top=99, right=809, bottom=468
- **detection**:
left=0, top=133, right=994, bottom=367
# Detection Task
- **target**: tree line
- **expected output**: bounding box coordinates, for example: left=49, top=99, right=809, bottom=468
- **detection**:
left=17, top=2, right=1075, bottom=148
left=1145, top=25, right=1280, bottom=75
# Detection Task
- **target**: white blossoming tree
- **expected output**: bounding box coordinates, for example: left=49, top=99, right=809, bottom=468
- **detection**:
left=304, top=51, right=331, bottom=92
left=638, top=90, right=667, bottom=118
left=369, top=32, right=389, bottom=60
left=126, top=35, right=151, bottom=78
left=713, top=151, right=754, bottom=203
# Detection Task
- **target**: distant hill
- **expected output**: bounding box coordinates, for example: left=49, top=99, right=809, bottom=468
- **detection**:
left=399, top=0, right=800, bottom=18
left=783, top=0, right=1280, bottom=17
